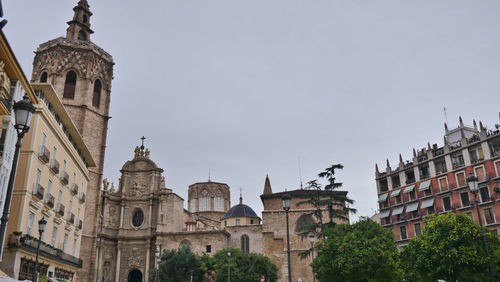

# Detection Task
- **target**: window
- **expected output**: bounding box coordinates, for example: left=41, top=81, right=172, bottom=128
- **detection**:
left=241, top=234, right=249, bottom=253
left=435, top=158, right=447, bottom=175
left=491, top=139, right=500, bottom=157
left=27, top=212, right=35, bottom=236
left=67, top=201, right=72, bottom=220
left=391, top=175, right=400, bottom=188
left=76, top=208, right=80, bottom=224
left=57, top=190, right=62, bottom=205
left=92, top=79, right=101, bottom=108
left=438, top=177, right=448, bottom=192
left=199, top=190, right=210, bottom=211
left=379, top=179, right=388, bottom=192
left=414, top=223, right=422, bottom=236
left=474, top=166, right=485, bottom=182
left=62, top=160, right=66, bottom=174
left=34, top=169, right=41, bottom=193
left=40, top=72, right=48, bottom=83
left=205, top=245, right=211, bottom=253
left=224, top=221, right=227, bottom=226
left=409, top=190, right=416, bottom=201
left=72, top=173, right=76, bottom=185
left=72, top=239, right=77, bottom=256
left=250, top=219, right=254, bottom=224
left=63, top=71, right=77, bottom=99
left=51, top=227, right=57, bottom=247
left=400, top=226, right=407, bottom=240
left=442, top=196, right=452, bottom=211
left=51, top=147, right=57, bottom=165
left=45, top=180, right=52, bottom=203
left=160, top=214, right=163, bottom=223
left=41, top=133, right=47, bottom=148
left=495, top=161, right=500, bottom=177
left=214, top=191, right=224, bottom=211
left=132, top=210, right=144, bottom=227
left=405, top=170, right=416, bottom=184
left=82, top=15, right=88, bottom=23
left=480, top=187, right=490, bottom=202
left=236, top=219, right=240, bottom=226
left=189, top=200, right=196, bottom=212
left=469, top=146, right=484, bottom=164
left=427, top=206, right=435, bottom=215
left=460, top=192, right=470, bottom=207
left=395, top=194, right=402, bottom=204
left=456, top=172, right=466, bottom=187
left=419, top=164, right=430, bottom=180
left=295, top=214, right=315, bottom=233
left=451, top=153, right=465, bottom=169
left=484, top=208, right=495, bottom=224
left=63, top=233, right=68, bottom=252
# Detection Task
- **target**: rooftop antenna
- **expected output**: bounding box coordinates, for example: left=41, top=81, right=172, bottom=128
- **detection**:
left=443, top=107, right=448, bottom=124
left=298, top=157, right=303, bottom=189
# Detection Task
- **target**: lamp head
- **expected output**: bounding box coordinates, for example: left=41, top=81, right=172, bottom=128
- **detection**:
left=38, top=217, right=47, bottom=233
left=308, top=233, right=315, bottom=243
left=13, top=94, right=35, bottom=135
left=227, top=250, right=231, bottom=257
left=467, top=172, right=479, bottom=192
left=282, top=193, right=291, bottom=210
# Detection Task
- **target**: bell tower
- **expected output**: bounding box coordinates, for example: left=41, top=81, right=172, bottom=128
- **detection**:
left=30, top=1, right=114, bottom=281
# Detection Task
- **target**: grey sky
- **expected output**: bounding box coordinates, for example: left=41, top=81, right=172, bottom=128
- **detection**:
left=4, top=0, right=500, bottom=221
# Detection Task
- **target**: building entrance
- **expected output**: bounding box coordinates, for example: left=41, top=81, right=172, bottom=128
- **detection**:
left=127, top=269, right=142, bottom=282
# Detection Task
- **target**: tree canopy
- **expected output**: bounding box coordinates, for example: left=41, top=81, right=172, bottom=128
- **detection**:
left=153, top=246, right=204, bottom=282
left=400, top=213, right=500, bottom=281
left=312, top=218, right=400, bottom=282
left=213, top=248, right=279, bottom=282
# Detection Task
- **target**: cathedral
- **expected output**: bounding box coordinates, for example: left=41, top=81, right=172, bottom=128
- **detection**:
left=20, top=1, right=350, bottom=281
left=95, top=144, right=349, bottom=282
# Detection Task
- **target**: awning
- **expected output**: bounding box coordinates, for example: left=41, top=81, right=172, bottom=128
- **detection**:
left=406, top=201, right=420, bottom=212
left=421, top=197, right=435, bottom=208
left=392, top=205, right=405, bottom=215
left=390, top=189, right=401, bottom=197
left=418, top=180, right=431, bottom=191
left=379, top=209, right=391, bottom=218
left=378, top=193, right=388, bottom=202
left=404, top=185, right=415, bottom=193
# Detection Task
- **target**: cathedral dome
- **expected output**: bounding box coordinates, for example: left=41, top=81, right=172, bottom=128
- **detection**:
left=222, top=199, right=259, bottom=220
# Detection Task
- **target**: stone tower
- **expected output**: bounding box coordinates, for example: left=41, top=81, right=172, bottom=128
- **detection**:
left=30, top=1, right=114, bottom=281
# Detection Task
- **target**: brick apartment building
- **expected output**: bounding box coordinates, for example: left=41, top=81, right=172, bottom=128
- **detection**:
left=376, top=116, right=500, bottom=246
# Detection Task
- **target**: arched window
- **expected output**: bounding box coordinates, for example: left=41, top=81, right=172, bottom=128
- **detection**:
left=241, top=234, right=249, bottom=253
left=199, top=190, right=210, bottom=211
left=82, top=15, right=88, bottom=23
left=40, top=72, right=48, bottom=83
left=214, top=190, right=224, bottom=211
left=78, top=30, right=87, bottom=40
left=92, top=79, right=102, bottom=108
left=63, top=71, right=77, bottom=99
left=295, top=214, right=315, bottom=233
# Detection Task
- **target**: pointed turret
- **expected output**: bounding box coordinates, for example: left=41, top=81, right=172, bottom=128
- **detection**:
left=480, top=121, right=486, bottom=132
left=66, top=0, right=94, bottom=41
left=473, top=119, right=477, bottom=130
left=413, top=148, right=417, bottom=157
left=427, top=142, right=431, bottom=150
left=375, top=164, right=379, bottom=174
left=444, top=122, right=449, bottom=133
left=263, top=175, right=272, bottom=195
left=459, top=116, right=464, bottom=127
left=386, top=159, right=390, bottom=168
left=399, top=154, right=404, bottom=166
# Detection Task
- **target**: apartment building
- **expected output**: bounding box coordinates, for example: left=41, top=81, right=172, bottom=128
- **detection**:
left=0, top=83, right=95, bottom=280
left=376, top=117, right=500, bottom=246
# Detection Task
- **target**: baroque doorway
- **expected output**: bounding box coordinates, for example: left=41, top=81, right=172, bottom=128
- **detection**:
left=127, top=269, right=142, bottom=282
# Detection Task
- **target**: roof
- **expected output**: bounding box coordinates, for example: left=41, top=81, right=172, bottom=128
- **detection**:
left=222, top=203, right=260, bottom=219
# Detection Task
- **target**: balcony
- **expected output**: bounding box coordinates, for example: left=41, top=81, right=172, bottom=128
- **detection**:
left=32, top=184, right=45, bottom=201
left=56, top=203, right=65, bottom=217
left=7, top=234, right=82, bottom=267
left=50, top=159, right=60, bottom=174
left=46, top=194, right=55, bottom=208
left=68, top=213, right=75, bottom=224
left=79, top=193, right=86, bottom=204
left=60, top=171, right=69, bottom=185
left=71, top=183, right=78, bottom=195
left=38, top=146, right=50, bottom=163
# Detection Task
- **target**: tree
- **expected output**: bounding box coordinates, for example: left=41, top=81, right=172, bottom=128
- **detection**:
left=296, top=164, right=357, bottom=238
left=312, top=218, right=400, bottom=282
left=400, top=213, right=500, bottom=281
left=213, top=248, right=279, bottom=282
left=152, top=246, right=203, bottom=282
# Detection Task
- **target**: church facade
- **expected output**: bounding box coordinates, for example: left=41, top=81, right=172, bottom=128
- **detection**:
left=96, top=145, right=349, bottom=282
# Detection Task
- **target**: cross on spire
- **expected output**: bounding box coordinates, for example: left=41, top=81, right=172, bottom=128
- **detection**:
left=140, top=136, right=146, bottom=150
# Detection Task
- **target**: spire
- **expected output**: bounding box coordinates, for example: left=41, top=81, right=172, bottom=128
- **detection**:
left=473, top=119, right=477, bottom=130
left=375, top=164, right=379, bottom=173
left=413, top=148, right=417, bottom=157
left=459, top=116, right=464, bottom=127
left=263, top=175, right=272, bottom=195
left=399, top=154, right=403, bottom=164
left=66, top=0, right=94, bottom=41
left=386, top=159, right=390, bottom=168
left=239, top=188, right=243, bottom=204
left=444, top=122, right=449, bottom=133
left=480, top=121, right=486, bottom=132
left=427, top=142, right=431, bottom=150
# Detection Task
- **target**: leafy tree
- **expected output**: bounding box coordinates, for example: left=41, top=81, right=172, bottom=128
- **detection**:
left=400, top=213, right=500, bottom=281
left=312, top=218, right=400, bottom=282
left=213, top=248, right=279, bottom=282
left=297, top=164, right=357, bottom=238
left=152, top=246, right=203, bottom=282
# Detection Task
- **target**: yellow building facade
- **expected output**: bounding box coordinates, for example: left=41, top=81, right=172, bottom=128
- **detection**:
left=0, top=83, right=95, bottom=281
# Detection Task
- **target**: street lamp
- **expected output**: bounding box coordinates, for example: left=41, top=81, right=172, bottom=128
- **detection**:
left=155, top=248, right=160, bottom=282
left=34, top=217, right=47, bottom=282
left=0, top=94, right=35, bottom=259
left=467, top=172, right=494, bottom=282
left=308, top=233, right=316, bottom=282
left=227, top=249, right=231, bottom=282
left=282, top=193, right=292, bottom=282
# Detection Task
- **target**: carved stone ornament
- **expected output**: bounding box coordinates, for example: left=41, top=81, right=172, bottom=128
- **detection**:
left=131, top=176, right=147, bottom=197
left=127, top=247, right=143, bottom=268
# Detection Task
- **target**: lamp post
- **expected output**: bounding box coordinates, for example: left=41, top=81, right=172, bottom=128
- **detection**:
left=282, top=193, right=292, bottom=282
left=155, top=248, right=160, bottom=282
left=467, top=172, right=494, bottom=282
left=33, top=217, right=47, bottom=282
left=308, top=233, right=316, bottom=282
left=227, top=249, right=231, bottom=282
left=0, top=95, right=35, bottom=259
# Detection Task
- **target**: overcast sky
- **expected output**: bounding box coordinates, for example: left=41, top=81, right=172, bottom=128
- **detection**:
left=3, top=0, right=500, bottom=222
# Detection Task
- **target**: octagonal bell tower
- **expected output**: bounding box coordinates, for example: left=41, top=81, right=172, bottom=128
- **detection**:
left=30, top=1, right=114, bottom=281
